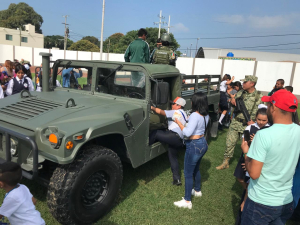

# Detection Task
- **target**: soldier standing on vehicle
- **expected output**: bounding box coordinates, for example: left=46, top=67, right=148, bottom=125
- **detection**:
left=216, top=75, right=262, bottom=170
left=150, top=38, right=162, bottom=63
left=152, top=33, right=177, bottom=66
left=124, top=28, right=150, bottom=63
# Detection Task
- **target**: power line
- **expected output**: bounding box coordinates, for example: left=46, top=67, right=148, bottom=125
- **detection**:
left=180, top=41, right=300, bottom=51
left=176, top=33, right=300, bottom=40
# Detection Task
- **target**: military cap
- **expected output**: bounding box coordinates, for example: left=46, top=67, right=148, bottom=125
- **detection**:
left=240, top=75, right=258, bottom=83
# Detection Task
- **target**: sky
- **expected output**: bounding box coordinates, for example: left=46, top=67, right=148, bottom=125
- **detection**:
left=2, top=0, right=300, bottom=56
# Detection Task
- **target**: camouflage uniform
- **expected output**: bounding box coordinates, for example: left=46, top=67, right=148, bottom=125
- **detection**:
left=224, top=89, right=263, bottom=157
left=200, top=79, right=215, bottom=90
left=216, top=75, right=262, bottom=170
left=153, top=46, right=177, bottom=66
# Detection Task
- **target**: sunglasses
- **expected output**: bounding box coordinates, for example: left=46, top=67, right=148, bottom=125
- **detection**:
left=172, top=102, right=179, bottom=105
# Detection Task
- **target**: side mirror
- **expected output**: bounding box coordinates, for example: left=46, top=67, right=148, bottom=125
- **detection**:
left=152, top=82, right=169, bottom=105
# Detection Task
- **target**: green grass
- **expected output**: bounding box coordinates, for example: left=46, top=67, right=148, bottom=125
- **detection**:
left=0, top=128, right=298, bottom=225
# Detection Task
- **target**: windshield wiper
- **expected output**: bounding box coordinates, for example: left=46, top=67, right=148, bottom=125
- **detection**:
left=103, top=65, right=123, bottom=83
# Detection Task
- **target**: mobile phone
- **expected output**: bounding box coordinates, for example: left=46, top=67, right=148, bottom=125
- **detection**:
left=244, top=130, right=250, bottom=143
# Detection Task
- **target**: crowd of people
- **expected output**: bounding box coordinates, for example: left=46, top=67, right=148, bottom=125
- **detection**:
left=0, top=59, right=34, bottom=99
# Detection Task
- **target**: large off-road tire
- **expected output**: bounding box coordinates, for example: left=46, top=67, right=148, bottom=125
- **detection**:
left=47, top=145, right=123, bottom=225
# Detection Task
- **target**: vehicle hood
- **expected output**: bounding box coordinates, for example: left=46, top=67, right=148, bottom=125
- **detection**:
left=0, top=91, right=144, bottom=134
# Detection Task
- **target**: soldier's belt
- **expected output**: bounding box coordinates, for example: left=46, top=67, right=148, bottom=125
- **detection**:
left=235, top=118, right=247, bottom=126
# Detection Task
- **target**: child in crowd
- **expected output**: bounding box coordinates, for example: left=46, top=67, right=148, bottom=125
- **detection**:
left=234, top=106, right=270, bottom=225
left=285, top=86, right=299, bottom=125
left=5, top=64, right=34, bottom=96
left=218, top=74, right=235, bottom=129
left=0, top=162, right=45, bottom=225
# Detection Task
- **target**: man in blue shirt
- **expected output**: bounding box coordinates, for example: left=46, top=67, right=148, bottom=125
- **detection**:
left=241, top=89, right=300, bottom=225
left=62, top=68, right=82, bottom=88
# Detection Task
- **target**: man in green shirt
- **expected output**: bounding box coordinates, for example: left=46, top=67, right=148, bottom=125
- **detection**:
left=124, top=28, right=150, bottom=63
left=241, top=89, right=300, bottom=225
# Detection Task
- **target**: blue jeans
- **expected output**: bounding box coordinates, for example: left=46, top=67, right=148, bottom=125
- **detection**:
left=241, top=197, right=294, bottom=225
left=184, top=137, right=208, bottom=201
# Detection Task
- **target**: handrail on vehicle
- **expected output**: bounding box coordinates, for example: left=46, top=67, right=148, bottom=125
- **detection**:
left=0, top=127, right=38, bottom=180
left=181, top=74, right=221, bottom=95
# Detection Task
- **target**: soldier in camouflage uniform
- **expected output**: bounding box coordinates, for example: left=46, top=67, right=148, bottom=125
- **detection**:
left=216, top=75, right=263, bottom=170
left=153, top=33, right=177, bottom=66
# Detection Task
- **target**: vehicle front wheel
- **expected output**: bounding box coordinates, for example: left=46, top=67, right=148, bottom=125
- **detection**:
left=47, top=145, right=123, bottom=225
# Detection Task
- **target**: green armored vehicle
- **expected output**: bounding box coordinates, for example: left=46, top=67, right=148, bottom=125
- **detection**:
left=0, top=53, right=220, bottom=224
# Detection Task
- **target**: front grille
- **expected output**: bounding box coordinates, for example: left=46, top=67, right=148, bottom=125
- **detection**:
left=0, top=98, right=63, bottom=120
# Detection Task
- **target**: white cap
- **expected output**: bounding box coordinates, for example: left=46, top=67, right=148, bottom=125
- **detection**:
left=258, top=104, right=267, bottom=109
left=173, top=97, right=186, bottom=107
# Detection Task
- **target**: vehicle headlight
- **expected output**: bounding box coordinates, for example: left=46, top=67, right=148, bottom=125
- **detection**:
left=10, top=138, right=18, bottom=156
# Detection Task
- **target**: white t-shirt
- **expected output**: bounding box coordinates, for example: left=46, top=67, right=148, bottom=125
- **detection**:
left=164, top=109, right=187, bottom=139
left=0, top=85, right=4, bottom=99
left=220, top=80, right=227, bottom=92
left=0, top=184, right=45, bottom=225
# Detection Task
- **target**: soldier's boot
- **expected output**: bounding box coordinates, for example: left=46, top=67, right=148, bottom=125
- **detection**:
left=216, top=157, right=230, bottom=170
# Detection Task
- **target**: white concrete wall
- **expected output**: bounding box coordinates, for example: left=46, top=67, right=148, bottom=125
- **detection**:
left=223, top=60, right=255, bottom=82
left=78, top=51, right=91, bottom=61
left=66, top=50, right=77, bottom=60
left=50, top=49, right=64, bottom=62
left=107, top=53, right=123, bottom=62
left=255, top=62, right=293, bottom=92
left=0, top=44, right=13, bottom=62
left=15, top=46, right=32, bottom=64
left=176, top=57, right=194, bottom=75
left=194, top=58, right=222, bottom=75
left=292, top=63, right=300, bottom=95
left=34, top=48, right=49, bottom=66
left=92, top=52, right=100, bottom=60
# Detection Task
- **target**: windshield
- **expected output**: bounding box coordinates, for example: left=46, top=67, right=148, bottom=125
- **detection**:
left=96, top=68, right=146, bottom=99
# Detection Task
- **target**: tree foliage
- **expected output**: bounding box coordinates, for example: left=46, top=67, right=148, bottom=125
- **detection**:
left=68, top=40, right=100, bottom=52
left=81, top=36, right=100, bottom=47
left=103, top=28, right=181, bottom=56
left=0, top=2, right=43, bottom=33
left=44, top=35, right=73, bottom=49
left=103, top=33, right=124, bottom=53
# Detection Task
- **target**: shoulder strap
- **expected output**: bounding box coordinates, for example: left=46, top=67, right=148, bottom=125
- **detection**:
left=179, top=110, right=187, bottom=122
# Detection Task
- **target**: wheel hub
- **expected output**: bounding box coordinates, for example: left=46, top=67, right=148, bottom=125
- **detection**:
left=81, top=171, right=109, bottom=207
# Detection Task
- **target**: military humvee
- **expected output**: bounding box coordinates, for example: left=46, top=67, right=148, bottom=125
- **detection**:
left=0, top=53, right=220, bottom=224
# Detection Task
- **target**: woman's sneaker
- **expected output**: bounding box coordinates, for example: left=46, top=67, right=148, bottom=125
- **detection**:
left=174, top=198, right=192, bottom=209
left=191, top=189, right=202, bottom=197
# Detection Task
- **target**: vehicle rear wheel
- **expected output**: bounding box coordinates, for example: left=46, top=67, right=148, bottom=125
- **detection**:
left=47, top=145, right=123, bottom=225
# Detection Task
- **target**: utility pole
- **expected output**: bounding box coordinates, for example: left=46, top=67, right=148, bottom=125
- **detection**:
left=167, top=15, right=171, bottom=34
left=190, top=44, right=193, bottom=57
left=153, top=10, right=166, bottom=38
left=62, top=15, right=69, bottom=59
left=100, top=0, right=105, bottom=60
left=107, top=39, right=110, bottom=61
left=195, top=38, right=199, bottom=58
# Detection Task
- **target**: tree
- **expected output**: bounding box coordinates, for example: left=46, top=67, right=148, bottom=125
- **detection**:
left=81, top=36, right=100, bottom=47
left=104, top=28, right=181, bottom=56
left=44, top=35, right=73, bottom=49
left=0, top=2, right=43, bottom=33
left=68, top=40, right=100, bottom=52
left=103, top=33, right=124, bottom=53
